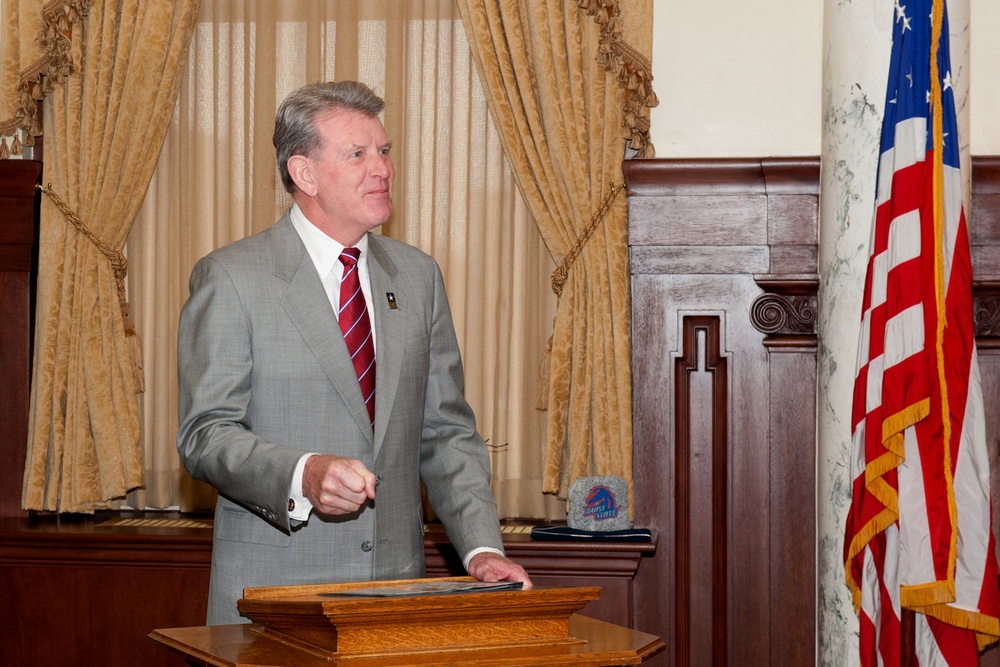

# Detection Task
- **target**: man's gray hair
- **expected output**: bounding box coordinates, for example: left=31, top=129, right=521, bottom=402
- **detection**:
left=273, top=80, right=385, bottom=194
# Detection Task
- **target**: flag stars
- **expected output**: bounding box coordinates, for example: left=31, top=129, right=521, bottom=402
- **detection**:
left=942, top=71, right=953, bottom=92
left=905, top=71, right=913, bottom=88
left=893, top=0, right=912, bottom=32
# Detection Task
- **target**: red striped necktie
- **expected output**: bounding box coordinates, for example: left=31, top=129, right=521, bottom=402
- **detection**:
left=338, top=248, right=375, bottom=428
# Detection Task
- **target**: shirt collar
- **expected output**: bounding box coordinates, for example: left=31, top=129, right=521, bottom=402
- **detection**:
left=289, top=203, right=370, bottom=278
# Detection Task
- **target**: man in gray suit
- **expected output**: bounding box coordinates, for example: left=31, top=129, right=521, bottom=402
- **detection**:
left=177, top=80, right=531, bottom=625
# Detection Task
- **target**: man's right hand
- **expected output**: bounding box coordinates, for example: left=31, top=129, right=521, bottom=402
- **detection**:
left=302, top=454, right=377, bottom=515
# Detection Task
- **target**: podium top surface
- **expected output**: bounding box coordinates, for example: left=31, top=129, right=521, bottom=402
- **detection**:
left=237, top=577, right=600, bottom=619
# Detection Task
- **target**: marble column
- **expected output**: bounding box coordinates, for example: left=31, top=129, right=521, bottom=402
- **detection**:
left=817, top=0, right=970, bottom=664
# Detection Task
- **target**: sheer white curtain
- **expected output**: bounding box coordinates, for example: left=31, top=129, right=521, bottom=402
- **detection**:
left=126, top=0, right=564, bottom=520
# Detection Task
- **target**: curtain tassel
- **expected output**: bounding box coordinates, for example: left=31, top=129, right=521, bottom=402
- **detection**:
left=122, top=307, right=145, bottom=393
left=536, top=331, right=554, bottom=412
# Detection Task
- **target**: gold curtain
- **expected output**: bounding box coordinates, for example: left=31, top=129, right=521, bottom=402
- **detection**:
left=0, top=1, right=90, bottom=158
left=22, top=0, right=201, bottom=512
left=455, top=0, right=657, bottom=503
left=126, top=0, right=565, bottom=520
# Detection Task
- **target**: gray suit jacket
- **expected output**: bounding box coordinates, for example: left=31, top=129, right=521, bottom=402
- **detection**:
left=177, top=212, right=504, bottom=624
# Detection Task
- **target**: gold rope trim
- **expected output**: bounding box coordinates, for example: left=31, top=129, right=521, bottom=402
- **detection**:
left=0, top=1, right=94, bottom=155
left=576, top=0, right=659, bottom=157
left=550, top=182, right=624, bottom=298
left=538, top=182, right=624, bottom=412
left=37, top=183, right=145, bottom=392
left=929, top=0, right=961, bottom=607
left=844, top=401, right=929, bottom=612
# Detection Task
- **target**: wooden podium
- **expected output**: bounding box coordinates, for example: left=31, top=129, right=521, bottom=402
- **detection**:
left=149, top=577, right=665, bottom=666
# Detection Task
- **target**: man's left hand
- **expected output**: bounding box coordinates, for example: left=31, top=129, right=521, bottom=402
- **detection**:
left=467, top=552, right=533, bottom=589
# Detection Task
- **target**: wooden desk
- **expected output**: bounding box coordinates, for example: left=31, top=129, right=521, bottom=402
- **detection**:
left=150, top=614, right=665, bottom=666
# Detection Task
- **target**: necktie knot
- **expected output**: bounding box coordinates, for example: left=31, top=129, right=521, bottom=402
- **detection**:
left=340, top=247, right=362, bottom=267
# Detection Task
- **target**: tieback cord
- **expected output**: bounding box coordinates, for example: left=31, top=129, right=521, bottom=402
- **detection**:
left=37, top=182, right=145, bottom=392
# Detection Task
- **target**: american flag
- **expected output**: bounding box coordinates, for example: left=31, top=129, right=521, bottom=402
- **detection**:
left=843, top=0, right=1000, bottom=664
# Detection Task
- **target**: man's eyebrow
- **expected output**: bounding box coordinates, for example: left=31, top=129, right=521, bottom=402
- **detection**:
left=341, top=141, right=392, bottom=153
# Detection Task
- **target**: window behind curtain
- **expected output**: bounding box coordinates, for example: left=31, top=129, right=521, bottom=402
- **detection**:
left=124, top=0, right=565, bottom=521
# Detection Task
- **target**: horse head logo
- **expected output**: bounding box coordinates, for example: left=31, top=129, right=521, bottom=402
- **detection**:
left=584, top=485, right=619, bottom=520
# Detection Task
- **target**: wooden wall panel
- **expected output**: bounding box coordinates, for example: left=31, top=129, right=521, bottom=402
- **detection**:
left=628, top=156, right=1000, bottom=666
left=767, top=348, right=817, bottom=667
left=973, top=157, right=1000, bottom=667
left=627, top=158, right=819, bottom=667
left=0, top=160, right=40, bottom=520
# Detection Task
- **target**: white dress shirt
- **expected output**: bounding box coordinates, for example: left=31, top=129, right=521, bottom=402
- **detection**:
left=286, top=203, right=375, bottom=522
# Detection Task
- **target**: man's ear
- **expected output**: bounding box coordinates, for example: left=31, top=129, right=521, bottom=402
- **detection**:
left=287, top=155, right=316, bottom=197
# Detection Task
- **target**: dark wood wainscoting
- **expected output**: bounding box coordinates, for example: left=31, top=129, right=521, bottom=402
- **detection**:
left=0, top=159, right=39, bottom=520
left=0, top=515, right=212, bottom=667
left=0, top=516, right=652, bottom=666
left=626, top=157, right=1000, bottom=667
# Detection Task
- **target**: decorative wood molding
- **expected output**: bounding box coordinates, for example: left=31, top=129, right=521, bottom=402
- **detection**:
left=971, top=158, right=1000, bottom=346
left=750, top=275, right=819, bottom=346
left=968, top=157, right=1000, bottom=345
left=749, top=293, right=817, bottom=335
left=626, top=156, right=1000, bottom=345
left=975, top=294, right=1000, bottom=340
left=674, top=316, right=728, bottom=667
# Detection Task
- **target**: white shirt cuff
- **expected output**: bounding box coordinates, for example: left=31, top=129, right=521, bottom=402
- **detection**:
left=288, top=453, right=316, bottom=521
left=463, top=546, right=505, bottom=571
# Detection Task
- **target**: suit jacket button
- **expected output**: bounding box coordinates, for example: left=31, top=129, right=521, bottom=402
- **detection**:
left=361, top=540, right=373, bottom=552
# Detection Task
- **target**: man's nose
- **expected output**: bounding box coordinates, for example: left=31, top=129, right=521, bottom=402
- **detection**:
left=370, top=155, right=392, bottom=179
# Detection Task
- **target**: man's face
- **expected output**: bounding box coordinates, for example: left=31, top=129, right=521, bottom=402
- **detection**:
left=295, top=108, right=394, bottom=243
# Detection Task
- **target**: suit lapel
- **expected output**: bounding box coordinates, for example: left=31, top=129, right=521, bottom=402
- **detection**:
left=367, top=235, right=405, bottom=459
left=271, top=215, right=375, bottom=445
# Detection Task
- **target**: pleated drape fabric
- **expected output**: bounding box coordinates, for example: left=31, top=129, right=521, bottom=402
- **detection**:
left=454, top=0, right=656, bottom=507
left=21, top=0, right=201, bottom=511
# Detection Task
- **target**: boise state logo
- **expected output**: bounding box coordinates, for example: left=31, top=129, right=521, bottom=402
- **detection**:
left=583, top=485, right=619, bottom=521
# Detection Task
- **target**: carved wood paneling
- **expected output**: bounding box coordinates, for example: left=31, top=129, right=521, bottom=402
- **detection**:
left=972, top=158, right=1000, bottom=349
left=627, top=155, right=1000, bottom=667
left=750, top=293, right=817, bottom=336
left=674, top=316, right=727, bottom=667
left=976, top=293, right=1000, bottom=341
left=627, top=158, right=819, bottom=667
